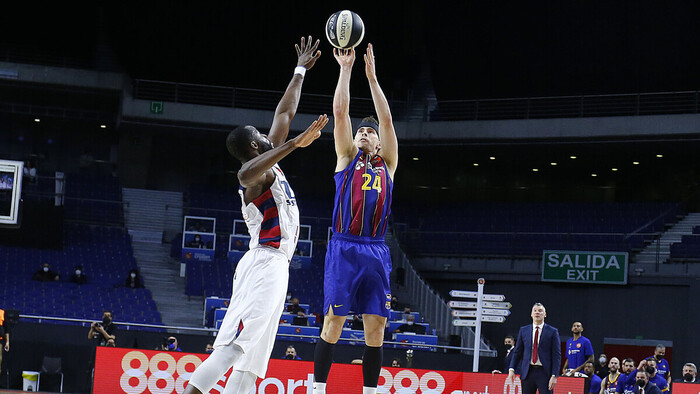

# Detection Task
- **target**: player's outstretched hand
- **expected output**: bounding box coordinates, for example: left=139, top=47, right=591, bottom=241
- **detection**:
left=296, top=36, right=321, bottom=70
left=364, top=43, right=377, bottom=82
left=293, top=114, right=328, bottom=148
left=333, top=48, right=355, bottom=68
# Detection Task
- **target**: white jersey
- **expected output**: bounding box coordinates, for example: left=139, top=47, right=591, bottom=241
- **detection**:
left=238, top=164, right=300, bottom=261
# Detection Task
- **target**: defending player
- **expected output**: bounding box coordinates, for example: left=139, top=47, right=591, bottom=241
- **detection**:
left=313, top=43, right=398, bottom=394
left=184, top=36, right=326, bottom=394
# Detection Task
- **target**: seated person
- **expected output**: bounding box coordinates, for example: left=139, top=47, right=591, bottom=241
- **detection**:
left=165, top=336, right=182, bottom=352
left=186, top=234, right=206, bottom=248
left=284, top=345, right=302, bottom=360
left=393, top=314, right=426, bottom=335
left=69, top=265, right=88, bottom=285
left=286, top=298, right=305, bottom=314
left=125, top=268, right=144, bottom=288
left=32, top=263, right=59, bottom=282
left=286, top=297, right=307, bottom=325
left=390, top=295, right=403, bottom=311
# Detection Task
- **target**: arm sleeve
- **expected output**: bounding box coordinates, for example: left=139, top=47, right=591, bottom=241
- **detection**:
left=509, top=329, right=524, bottom=371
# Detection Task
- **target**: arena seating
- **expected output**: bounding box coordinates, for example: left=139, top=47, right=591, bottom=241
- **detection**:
left=670, top=230, right=700, bottom=261
left=393, top=202, right=681, bottom=257
left=0, top=223, right=162, bottom=327
left=63, top=173, right=124, bottom=225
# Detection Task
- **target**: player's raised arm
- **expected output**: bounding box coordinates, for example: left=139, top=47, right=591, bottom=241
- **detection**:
left=333, top=48, right=359, bottom=172
left=238, top=115, right=328, bottom=188
left=364, top=43, right=398, bottom=178
left=268, top=36, right=321, bottom=148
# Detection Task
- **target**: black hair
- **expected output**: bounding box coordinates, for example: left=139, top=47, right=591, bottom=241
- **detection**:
left=226, top=125, right=257, bottom=161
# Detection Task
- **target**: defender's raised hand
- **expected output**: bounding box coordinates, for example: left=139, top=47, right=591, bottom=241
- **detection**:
left=294, top=114, right=328, bottom=148
left=296, top=36, right=321, bottom=70
left=333, top=47, right=355, bottom=68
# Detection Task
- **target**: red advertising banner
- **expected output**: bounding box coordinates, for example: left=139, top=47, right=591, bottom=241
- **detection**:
left=93, top=347, right=585, bottom=394
left=672, top=383, right=700, bottom=394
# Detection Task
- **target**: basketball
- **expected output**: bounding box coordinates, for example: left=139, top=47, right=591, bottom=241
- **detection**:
left=325, top=10, right=365, bottom=49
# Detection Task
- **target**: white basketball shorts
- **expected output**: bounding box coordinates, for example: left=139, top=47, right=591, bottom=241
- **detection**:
left=213, top=246, right=289, bottom=378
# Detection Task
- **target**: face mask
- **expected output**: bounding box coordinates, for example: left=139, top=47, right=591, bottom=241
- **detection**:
left=646, top=367, right=655, bottom=375
left=131, top=273, right=136, bottom=278
left=684, top=373, right=694, bottom=381
left=636, top=380, right=646, bottom=387
left=103, top=316, right=111, bottom=325
left=168, top=343, right=176, bottom=350
left=206, top=348, right=214, bottom=354
left=75, top=270, right=82, bottom=275
left=600, top=357, right=607, bottom=364
left=655, top=354, right=663, bottom=360
left=407, top=321, right=414, bottom=326
left=286, top=294, right=292, bottom=301
left=43, top=267, right=49, bottom=272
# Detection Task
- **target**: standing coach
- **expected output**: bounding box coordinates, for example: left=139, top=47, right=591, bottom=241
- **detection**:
left=508, top=303, right=562, bottom=394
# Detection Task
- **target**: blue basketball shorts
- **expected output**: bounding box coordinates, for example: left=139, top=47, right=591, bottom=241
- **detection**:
left=323, top=232, right=392, bottom=318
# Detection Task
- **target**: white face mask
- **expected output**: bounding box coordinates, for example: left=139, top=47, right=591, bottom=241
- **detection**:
left=130, top=273, right=136, bottom=278
left=75, top=270, right=82, bottom=275
left=600, top=357, right=607, bottom=364
left=43, top=267, right=49, bottom=272
left=407, top=321, right=414, bottom=326
left=286, top=294, right=292, bottom=301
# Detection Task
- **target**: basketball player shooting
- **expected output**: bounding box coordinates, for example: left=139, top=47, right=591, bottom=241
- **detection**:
left=183, top=36, right=326, bottom=394
left=313, top=43, right=398, bottom=394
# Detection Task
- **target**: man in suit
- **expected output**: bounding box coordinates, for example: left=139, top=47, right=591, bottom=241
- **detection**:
left=493, top=335, right=517, bottom=374
left=507, top=303, right=561, bottom=394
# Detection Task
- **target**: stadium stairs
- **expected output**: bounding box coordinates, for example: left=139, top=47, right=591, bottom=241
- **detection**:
left=635, top=212, right=700, bottom=264
left=123, top=188, right=203, bottom=327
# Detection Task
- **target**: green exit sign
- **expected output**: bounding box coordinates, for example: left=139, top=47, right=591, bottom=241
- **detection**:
left=542, top=250, right=628, bottom=285
left=150, top=101, right=164, bottom=114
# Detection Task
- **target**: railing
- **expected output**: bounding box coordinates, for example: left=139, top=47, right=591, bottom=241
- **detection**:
left=134, top=78, right=700, bottom=122
left=430, top=91, right=700, bottom=121
left=386, top=234, right=496, bottom=357
left=133, top=79, right=409, bottom=119
left=19, top=314, right=478, bottom=352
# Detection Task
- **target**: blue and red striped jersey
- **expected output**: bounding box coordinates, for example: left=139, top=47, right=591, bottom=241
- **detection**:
left=332, top=151, right=393, bottom=238
left=238, top=164, right=300, bottom=260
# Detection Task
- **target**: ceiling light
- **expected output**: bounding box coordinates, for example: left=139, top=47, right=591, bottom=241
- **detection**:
left=550, top=162, right=557, bottom=166
left=570, top=156, right=577, bottom=159
left=489, top=156, right=496, bottom=160
left=591, top=173, right=597, bottom=177
left=532, top=168, right=539, bottom=172
left=633, top=161, right=639, bottom=165
left=473, top=163, right=479, bottom=167
left=412, top=157, right=419, bottom=161
left=656, top=154, right=663, bottom=158
left=612, top=168, right=618, bottom=172
left=100, top=124, right=107, bottom=129
left=34, top=118, right=40, bottom=122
